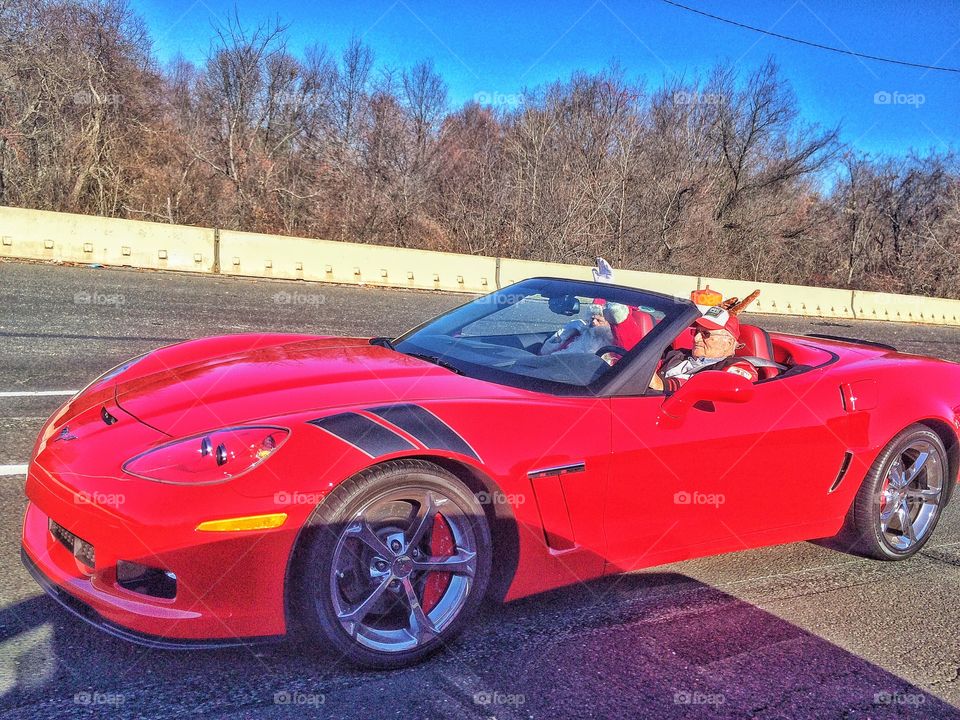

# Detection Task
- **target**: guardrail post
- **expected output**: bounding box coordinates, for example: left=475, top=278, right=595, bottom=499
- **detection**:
left=213, top=227, right=221, bottom=274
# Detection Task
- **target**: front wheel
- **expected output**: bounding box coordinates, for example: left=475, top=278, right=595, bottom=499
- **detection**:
left=840, top=424, right=949, bottom=560
left=293, top=459, right=491, bottom=668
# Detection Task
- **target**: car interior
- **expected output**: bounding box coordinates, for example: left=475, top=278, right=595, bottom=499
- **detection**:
left=466, top=302, right=836, bottom=384
left=398, top=281, right=840, bottom=392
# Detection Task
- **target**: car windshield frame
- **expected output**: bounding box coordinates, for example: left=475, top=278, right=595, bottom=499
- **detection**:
left=392, top=277, right=698, bottom=397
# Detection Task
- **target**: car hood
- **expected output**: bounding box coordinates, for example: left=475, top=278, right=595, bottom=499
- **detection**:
left=113, top=334, right=507, bottom=437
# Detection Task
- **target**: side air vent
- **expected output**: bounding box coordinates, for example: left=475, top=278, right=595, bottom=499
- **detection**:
left=828, top=451, right=854, bottom=493
left=101, top=406, right=118, bottom=425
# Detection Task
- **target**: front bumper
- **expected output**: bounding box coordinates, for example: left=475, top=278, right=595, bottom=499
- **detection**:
left=22, top=458, right=302, bottom=642
left=21, top=546, right=280, bottom=649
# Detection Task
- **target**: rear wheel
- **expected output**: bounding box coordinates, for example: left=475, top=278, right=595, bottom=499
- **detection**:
left=840, top=424, right=948, bottom=559
left=294, top=459, right=491, bottom=668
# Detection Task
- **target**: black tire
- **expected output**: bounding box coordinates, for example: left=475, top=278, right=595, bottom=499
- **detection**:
left=292, top=459, right=491, bottom=669
left=839, top=424, right=948, bottom=560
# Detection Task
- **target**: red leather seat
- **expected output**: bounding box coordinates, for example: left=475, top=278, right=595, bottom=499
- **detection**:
left=611, top=308, right=653, bottom=351
left=671, top=326, right=694, bottom=351
left=736, top=324, right=779, bottom=379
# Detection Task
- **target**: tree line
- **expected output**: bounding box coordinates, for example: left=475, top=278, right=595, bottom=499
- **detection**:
left=2, top=0, right=958, bottom=297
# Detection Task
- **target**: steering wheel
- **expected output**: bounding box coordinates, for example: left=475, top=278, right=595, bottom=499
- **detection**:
left=595, top=344, right=628, bottom=365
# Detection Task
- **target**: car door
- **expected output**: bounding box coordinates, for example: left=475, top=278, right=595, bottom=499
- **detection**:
left=604, top=368, right=850, bottom=572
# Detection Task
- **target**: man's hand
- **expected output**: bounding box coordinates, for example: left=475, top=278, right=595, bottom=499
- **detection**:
left=540, top=319, right=587, bottom=355
left=592, top=257, right=615, bottom=283
left=649, top=373, right=664, bottom=391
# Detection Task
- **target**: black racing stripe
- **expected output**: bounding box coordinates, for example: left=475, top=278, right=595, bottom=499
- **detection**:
left=369, top=404, right=479, bottom=461
left=308, top=412, right=415, bottom=457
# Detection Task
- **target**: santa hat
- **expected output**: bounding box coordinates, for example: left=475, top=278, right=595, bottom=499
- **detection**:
left=604, top=302, right=630, bottom=324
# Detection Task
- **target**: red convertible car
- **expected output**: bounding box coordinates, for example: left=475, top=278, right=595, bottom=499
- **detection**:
left=21, top=277, right=960, bottom=668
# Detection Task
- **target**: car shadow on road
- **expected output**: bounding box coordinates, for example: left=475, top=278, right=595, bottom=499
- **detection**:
left=0, top=570, right=955, bottom=720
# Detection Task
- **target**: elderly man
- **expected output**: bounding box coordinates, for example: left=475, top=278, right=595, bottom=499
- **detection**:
left=649, top=305, right=759, bottom=392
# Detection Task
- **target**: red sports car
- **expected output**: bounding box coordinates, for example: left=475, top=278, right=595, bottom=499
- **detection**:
left=21, top=277, right=960, bottom=668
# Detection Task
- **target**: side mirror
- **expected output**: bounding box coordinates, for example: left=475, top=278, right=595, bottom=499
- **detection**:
left=659, top=370, right=754, bottom=421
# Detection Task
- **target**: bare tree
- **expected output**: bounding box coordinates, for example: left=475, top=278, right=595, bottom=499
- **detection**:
left=3, top=4, right=959, bottom=298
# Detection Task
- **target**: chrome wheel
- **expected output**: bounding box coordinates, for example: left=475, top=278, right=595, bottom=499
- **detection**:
left=878, top=439, right=944, bottom=552
left=329, top=488, right=478, bottom=653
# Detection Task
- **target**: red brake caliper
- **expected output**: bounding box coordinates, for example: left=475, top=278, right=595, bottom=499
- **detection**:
left=420, top=513, right=454, bottom=613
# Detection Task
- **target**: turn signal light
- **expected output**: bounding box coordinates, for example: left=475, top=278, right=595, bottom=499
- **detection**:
left=195, top=513, right=288, bottom=532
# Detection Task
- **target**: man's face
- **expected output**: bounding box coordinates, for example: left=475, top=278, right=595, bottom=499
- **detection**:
left=692, top=326, right=736, bottom=358
left=589, top=312, right=609, bottom=328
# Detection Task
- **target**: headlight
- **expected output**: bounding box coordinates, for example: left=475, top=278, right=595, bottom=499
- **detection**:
left=123, top=426, right=289, bottom=484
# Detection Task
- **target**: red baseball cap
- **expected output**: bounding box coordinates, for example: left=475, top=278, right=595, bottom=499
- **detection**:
left=694, top=304, right=740, bottom=338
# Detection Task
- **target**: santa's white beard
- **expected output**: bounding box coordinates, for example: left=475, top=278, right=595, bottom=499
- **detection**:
left=557, top=324, right=614, bottom=355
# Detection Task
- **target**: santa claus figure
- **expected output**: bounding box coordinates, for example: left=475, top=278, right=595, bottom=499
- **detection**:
left=539, top=257, right=633, bottom=358
left=539, top=302, right=620, bottom=356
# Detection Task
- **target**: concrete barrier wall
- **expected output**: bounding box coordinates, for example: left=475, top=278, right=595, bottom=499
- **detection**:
left=0, top=205, right=215, bottom=273
left=698, top=276, right=856, bottom=320
left=853, top=289, right=960, bottom=325
left=3, top=205, right=960, bottom=326
left=219, top=229, right=497, bottom=294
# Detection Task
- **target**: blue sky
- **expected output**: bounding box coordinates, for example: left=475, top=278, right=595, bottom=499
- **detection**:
left=133, top=0, right=960, bottom=157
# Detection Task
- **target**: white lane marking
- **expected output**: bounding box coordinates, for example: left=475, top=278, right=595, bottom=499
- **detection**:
left=0, top=465, right=28, bottom=476
left=0, top=391, right=76, bottom=398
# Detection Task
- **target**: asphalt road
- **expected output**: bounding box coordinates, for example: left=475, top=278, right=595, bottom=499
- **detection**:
left=2, top=260, right=960, bottom=719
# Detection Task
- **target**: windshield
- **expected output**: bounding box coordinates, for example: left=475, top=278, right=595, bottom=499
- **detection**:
left=394, top=278, right=689, bottom=394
